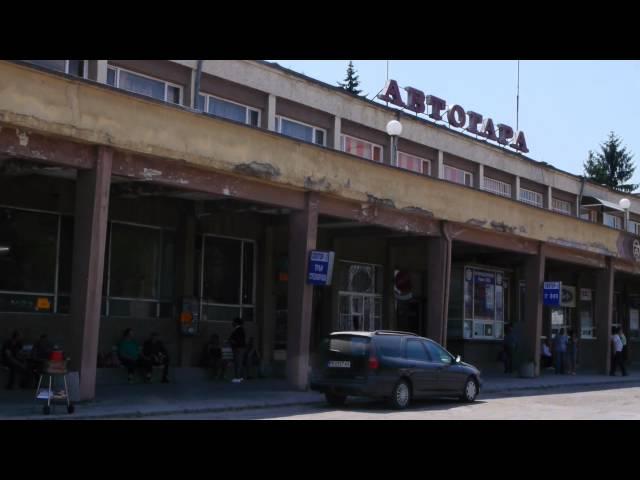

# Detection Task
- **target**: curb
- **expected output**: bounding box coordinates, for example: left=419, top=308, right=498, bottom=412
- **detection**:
left=482, top=378, right=640, bottom=394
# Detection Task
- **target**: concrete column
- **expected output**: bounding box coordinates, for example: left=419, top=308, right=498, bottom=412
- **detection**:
left=69, top=146, right=112, bottom=401
left=478, top=164, right=484, bottom=190
left=261, top=226, right=276, bottom=374
left=547, top=185, right=553, bottom=210
left=89, top=60, right=108, bottom=84
left=385, top=242, right=396, bottom=330
left=175, top=209, right=196, bottom=367
left=437, top=150, right=444, bottom=179
left=522, top=246, right=545, bottom=376
left=595, top=258, right=614, bottom=375
left=333, top=116, right=342, bottom=151
left=426, top=234, right=452, bottom=347
left=514, top=176, right=521, bottom=201
left=286, top=193, right=319, bottom=390
left=267, top=94, right=277, bottom=131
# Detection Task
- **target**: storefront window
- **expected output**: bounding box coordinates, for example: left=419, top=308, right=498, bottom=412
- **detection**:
left=200, top=235, right=255, bottom=321
left=338, top=261, right=382, bottom=332
left=0, top=208, right=59, bottom=313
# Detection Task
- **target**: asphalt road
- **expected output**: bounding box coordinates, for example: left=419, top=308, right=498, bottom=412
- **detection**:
left=121, top=384, right=640, bottom=420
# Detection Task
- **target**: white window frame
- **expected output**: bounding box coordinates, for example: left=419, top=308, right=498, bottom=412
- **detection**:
left=200, top=93, right=261, bottom=127
left=552, top=198, right=572, bottom=216
left=337, top=261, right=383, bottom=332
left=26, top=60, right=88, bottom=78
left=628, top=220, right=640, bottom=235
left=275, top=115, right=326, bottom=146
left=443, top=164, right=473, bottom=187
left=603, top=212, right=623, bottom=230
left=340, top=134, right=383, bottom=163
left=397, top=151, right=431, bottom=176
left=107, top=65, right=183, bottom=105
left=482, top=177, right=512, bottom=198
left=519, top=188, right=544, bottom=208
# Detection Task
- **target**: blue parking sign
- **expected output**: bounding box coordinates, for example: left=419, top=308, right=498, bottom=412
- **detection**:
left=307, top=250, right=335, bottom=286
left=543, top=282, right=561, bottom=306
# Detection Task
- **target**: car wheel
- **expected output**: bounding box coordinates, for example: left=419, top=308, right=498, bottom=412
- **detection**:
left=461, top=376, right=479, bottom=403
left=389, top=379, right=411, bottom=410
left=325, top=392, right=347, bottom=407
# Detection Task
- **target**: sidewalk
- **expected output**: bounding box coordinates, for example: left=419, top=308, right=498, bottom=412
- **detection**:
left=0, top=372, right=638, bottom=420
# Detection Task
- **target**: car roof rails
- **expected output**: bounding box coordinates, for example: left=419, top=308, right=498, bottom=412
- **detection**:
left=374, top=330, right=419, bottom=337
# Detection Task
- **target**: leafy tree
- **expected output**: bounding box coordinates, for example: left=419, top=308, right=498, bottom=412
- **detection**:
left=338, top=61, right=362, bottom=95
left=584, top=132, right=637, bottom=193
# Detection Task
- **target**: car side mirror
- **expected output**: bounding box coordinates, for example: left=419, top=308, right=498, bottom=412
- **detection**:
left=455, top=355, right=461, bottom=363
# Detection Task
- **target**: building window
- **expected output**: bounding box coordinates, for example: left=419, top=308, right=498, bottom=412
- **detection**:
left=25, top=60, right=87, bottom=78
left=519, top=188, right=544, bottom=208
left=552, top=198, right=572, bottom=216
left=0, top=207, right=59, bottom=313
left=603, top=212, right=623, bottom=230
left=341, top=135, right=383, bottom=163
left=106, top=222, right=175, bottom=318
left=628, top=220, right=640, bottom=235
left=580, top=209, right=598, bottom=223
left=199, top=235, right=255, bottom=322
left=107, top=66, right=182, bottom=105
left=275, top=116, right=325, bottom=146
left=338, top=261, right=382, bottom=332
left=397, top=151, right=431, bottom=175
left=443, top=165, right=473, bottom=187
left=463, top=267, right=504, bottom=340
left=482, top=177, right=512, bottom=198
left=198, top=94, right=261, bottom=127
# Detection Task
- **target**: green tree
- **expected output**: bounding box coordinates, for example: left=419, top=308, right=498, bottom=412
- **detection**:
left=338, top=61, right=362, bottom=95
left=584, top=132, right=638, bottom=193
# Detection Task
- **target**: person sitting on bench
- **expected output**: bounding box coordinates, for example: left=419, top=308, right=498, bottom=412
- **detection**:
left=2, top=331, right=31, bottom=390
left=142, top=332, right=169, bottom=384
left=118, top=328, right=146, bottom=384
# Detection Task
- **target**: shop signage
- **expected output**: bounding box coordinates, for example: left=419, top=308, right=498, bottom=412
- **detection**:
left=378, top=79, right=529, bottom=153
left=580, top=288, right=592, bottom=302
left=543, top=282, right=561, bottom=306
left=307, top=250, right=335, bottom=286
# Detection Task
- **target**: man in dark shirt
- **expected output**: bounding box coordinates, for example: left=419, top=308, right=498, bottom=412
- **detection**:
left=2, top=331, right=29, bottom=389
left=228, top=318, right=246, bottom=383
left=142, top=332, right=169, bottom=383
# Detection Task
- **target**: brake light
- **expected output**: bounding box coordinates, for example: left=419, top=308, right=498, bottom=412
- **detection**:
left=368, top=356, right=379, bottom=370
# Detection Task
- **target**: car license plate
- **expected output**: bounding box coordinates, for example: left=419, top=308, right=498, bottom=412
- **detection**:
left=328, top=360, right=351, bottom=368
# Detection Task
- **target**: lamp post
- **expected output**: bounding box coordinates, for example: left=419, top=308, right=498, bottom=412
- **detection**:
left=619, top=198, right=631, bottom=232
left=386, top=119, right=403, bottom=166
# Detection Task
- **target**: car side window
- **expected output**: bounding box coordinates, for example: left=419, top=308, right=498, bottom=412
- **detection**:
left=424, top=341, right=452, bottom=365
left=406, top=339, right=430, bottom=362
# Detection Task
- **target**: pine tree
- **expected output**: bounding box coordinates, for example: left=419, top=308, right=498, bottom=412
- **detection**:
left=338, top=61, right=362, bottom=95
left=584, top=132, right=638, bottom=193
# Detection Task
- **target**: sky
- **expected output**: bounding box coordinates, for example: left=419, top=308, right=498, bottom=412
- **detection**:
left=270, top=60, right=640, bottom=189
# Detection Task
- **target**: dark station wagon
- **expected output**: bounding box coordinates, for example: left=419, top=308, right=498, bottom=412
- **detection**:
left=310, top=330, right=483, bottom=409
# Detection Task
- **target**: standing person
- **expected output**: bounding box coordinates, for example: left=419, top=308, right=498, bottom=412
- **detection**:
left=619, top=328, right=628, bottom=365
left=244, top=337, right=262, bottom=379
left=502, top=325, right=516, bottom=374
left=2, top=331, right=30, bottom=389
left=142, top=332, right=170, bottom=383
left=30, top=333, right=52, bottom=374
left=566, top=329, right=578, bottom=375
left=205, top=334, right=224, bottom=379
left=541, top=340, right=553, bottom=369
left=610, top=327, right=628, bottom=376
left=553, top=328, right=568, bottom=374
left=228, top=318, right=246, bottom=383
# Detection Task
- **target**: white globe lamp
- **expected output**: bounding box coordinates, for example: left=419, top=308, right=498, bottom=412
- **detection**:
left=386, top=119, right=403, bottom=137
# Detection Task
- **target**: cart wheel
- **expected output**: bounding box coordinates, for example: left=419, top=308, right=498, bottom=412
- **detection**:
left=67, top=404, right=75, bottom=414
left=43, top=405, right=51, bottom=415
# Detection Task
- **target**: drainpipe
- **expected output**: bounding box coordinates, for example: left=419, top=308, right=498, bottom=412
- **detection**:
left=193, top=60, right=203, bottom=111
left=577, top=175, right=586, bottom=218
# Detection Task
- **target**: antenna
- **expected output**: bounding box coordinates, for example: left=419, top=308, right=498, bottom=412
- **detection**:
left=516, top=60, right=520, bottom=132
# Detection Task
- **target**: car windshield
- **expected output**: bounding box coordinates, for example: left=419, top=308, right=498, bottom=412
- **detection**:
left=327, top=335, right=370, bottom=357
